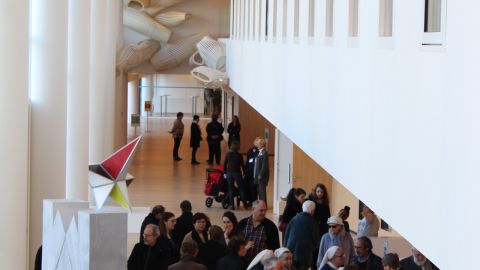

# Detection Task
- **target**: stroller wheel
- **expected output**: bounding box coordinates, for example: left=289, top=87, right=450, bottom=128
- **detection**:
left=205, top=197, right=213, bottom=208
left=221, top=199, right=229, bottom=209
left=216, top=194, right=225, bottom=203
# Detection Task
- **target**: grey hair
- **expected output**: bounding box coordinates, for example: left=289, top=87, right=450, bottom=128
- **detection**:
left=302, top=200, right=316, bottom=214
left=252, top=200, right=265, bottom=209
left=145, top=224, right=160, bottom=236
left=263, top=256, right=280, bottom=270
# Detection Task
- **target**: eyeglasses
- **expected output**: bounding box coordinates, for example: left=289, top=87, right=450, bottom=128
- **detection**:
left=329, top=225, right=339, bottom=228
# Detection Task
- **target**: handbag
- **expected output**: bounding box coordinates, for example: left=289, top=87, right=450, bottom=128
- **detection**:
left=278, top=215, right=288, bottom=232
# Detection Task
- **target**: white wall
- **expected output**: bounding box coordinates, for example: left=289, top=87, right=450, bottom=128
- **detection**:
left=0, top=1, right=30, bottom=268
left=227, top=0, right=480, bottom=268
left=143, top=74, right=205, bottom=115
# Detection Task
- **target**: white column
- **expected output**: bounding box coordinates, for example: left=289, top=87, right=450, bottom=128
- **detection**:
left=128, top=79, right=140, bottom=121
left=66, top=0, right=91, bottom=201
left=89, top=0, right=107, bottom=163
left=267, top=0, right=274, bottom=42
left=286, top=0, right=295, bottom=43
left=112, top=0, right=127, bottom=149
left=276, top=0, right=284, bottom=41
left=0, top=1, right=30, bottom=269
left=298, top=0, right=309, bottom=43
left=141, top=75, right=153, bottom=116
left=103, top=0, right=121, bottom=155
left=30, top=0, right=69, bottom=267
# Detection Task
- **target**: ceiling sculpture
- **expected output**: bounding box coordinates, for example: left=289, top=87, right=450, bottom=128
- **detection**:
left=118, top=0, right=229, bottom=88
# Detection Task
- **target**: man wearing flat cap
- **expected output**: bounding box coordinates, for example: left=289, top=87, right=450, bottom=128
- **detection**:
left=316, top=216, right=355, bottom=268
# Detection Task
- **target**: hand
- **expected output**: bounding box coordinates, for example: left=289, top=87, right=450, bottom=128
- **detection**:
left=258, top=176, right=262, bottom=181
left=246, top=241, right=254, bottom=250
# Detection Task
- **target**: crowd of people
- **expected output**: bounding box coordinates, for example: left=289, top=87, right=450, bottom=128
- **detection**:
left=129, top=196, right=439, bottom=270
left=132, top=114, right=440, bottom=270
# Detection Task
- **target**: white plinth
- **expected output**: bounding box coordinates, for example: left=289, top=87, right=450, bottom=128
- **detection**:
left=78, top=210, right=128, bottom=270
left=42, top=199, right=89, bottom=270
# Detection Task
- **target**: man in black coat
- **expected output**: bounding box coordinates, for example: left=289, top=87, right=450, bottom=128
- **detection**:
left=139, top=205, right=165, bottom=243
left=351, top=236, right=383, bottom=270
left=400, top=248, right=439, bottom=270
left=190, top=115, right=202, bottom=164
left=238, top=200, right=280, bottom=262
left=129, top=224, right=165, bottom=270
left=205, top=115, right=224, bottom=165
left=172, top=200, right=194, bottom=246
left=284, top=201, right=320, bottom=270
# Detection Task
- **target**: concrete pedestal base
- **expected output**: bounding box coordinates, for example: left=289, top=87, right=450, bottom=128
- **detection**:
left=42, top=199, right=128, bottom=270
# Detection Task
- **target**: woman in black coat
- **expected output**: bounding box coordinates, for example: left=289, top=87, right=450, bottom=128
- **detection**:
left=216, top=236, right=248, bottom=270
left=227, top=115, right=241, bottom=148
left=280, top=188, right=306, bottom=239
left=281, top=188, right=307, bottom=225
left=190, top=115, right=202, bottom=164
left=158, top=212, right=180, bottom=269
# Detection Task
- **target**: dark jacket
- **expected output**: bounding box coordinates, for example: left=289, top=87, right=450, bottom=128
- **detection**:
left=172, top=212, right=194, bottom=246
left=139, top=213, right=160, bottom=243
left=224, top=150, right=244, bottom=174
left=307, top=194, right=331, bottom=236
left=190, top=122, right=202, bottom=148
left=128, top=240, right=167, bottom=270
left=197, top=240, right=226, bottom=270
left=227, top=122, right=241, bottom=143
left=253, top=149, right=269, bottom=184
left=167, top=254, right=207, bottom=270
left=238, top=216, right=280, bottom=251
left=284, top=212, right=320, bottom=267
left=216, top=254, right=248, bottom=270
left=158, top=235, right=180, bottom=270
left=281, top=199, right=302, bottom=224
left=400, top=256, right=440, bottom=270
left=244, top=146, right=259, bottom=181
left=206, top=120, right=224, bottom=143
left=352, top=253, right=384, bottom=270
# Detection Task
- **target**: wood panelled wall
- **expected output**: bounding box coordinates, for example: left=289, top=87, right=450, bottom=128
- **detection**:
left=238, top=97, right=276, bottom=155
left=292, top=144, right=333, bottom=196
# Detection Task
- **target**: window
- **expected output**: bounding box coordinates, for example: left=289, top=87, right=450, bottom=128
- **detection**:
left=348, top=0, right=359, bottom=37
left=325, top=0, right=334, bottom=37
left=379, top=0, right=393, bottom=37
left=422, top=0, right=446, bottom=45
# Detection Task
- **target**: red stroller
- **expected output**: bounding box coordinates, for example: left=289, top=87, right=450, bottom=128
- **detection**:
left=204, top=165, right=240, bottom=209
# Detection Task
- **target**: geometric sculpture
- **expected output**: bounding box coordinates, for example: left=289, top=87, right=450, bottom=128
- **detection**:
left=189, top=51, right=205, bottom=67
left=196, top=35, right=226, bottom=71
left=88, top=136, right=142, bottom=210
left=154, top=11, right=192, bottom=27
left=123, top=7, right=172, bottom=43
left=127, top=0, right=151, bottom=11
left=190, top=65, right=229, bottom=88
left=150, top=32, right=206, bottom=71
left=143, top=0, right=187, bottom=16
left=116, top=39, right=161, bottom=72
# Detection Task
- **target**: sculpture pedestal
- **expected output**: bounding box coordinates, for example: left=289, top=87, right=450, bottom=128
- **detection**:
left=42, top=199, right=128, bottom=270
left=79, top=210, right=128, bottom=270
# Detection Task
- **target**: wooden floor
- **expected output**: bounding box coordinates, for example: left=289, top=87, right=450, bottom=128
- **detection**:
left=127, top=116, right=275, bottom=227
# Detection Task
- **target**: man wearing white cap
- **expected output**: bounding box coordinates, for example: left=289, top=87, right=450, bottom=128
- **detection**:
left=316, top=216, right=355, bottom=268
